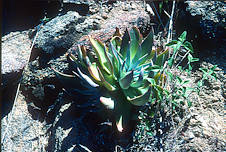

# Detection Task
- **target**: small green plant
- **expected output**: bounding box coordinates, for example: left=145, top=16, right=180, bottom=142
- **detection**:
left=196, top=65, right=218, bottom=94
left=137, top=31, right=199, bottom=136
left=54, top=27, right=169, bottom=132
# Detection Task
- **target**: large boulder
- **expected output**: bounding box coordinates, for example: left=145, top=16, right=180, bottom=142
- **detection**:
left=1, top=31, right=32, bottom=118
left=176, top=1, right=226, bottom=53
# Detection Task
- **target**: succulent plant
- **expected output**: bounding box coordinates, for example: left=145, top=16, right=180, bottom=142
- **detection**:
left=54, top=27, right=169, bottom=132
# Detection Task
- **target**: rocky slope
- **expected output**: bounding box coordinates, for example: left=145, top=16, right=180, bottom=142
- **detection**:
left=2, top=1, right=225, bottom=152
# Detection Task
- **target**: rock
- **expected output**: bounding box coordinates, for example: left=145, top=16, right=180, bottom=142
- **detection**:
left=176, top=1, right=226, bottom=52
left=185, top=1, right=225, bottom=40
left=2, top=31, right=31, bottom=76
left=1, top=31, right=32, bottom=118
left=1, top=91, right=48, bottom=152
left=70, top=1, right=151, bottom=51
left=34, top=11, right=83, bottom=55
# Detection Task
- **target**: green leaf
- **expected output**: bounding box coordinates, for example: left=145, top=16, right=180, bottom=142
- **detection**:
left=129, top=27, right=142, bottom=61
left=187, top=100, right=192, bottom=107
left=165, top=71, right=173, bottom=81
left=188, top=64, right=192, bottom=71
left=155, top=49, right=169, bottom=66
left=187, top=54, right=193, bottom=63
left=176, top=76, right=182, bottom=84
left=88, top=62, right=101, bottom=81
left=146, top=78, right=156, bottom=85
left=166, top=40, right=178, bottom=46
left=76, top=67, right=99, bottom=87
left=97, top=67, right=116, bottom=91
left=141, top=31, right=153, bottom=58
left=168, top=57, right=174, bottom=67
left=120, top=28, right=130, bottom=58
left=178, top=66, right=183, bottom=71
left=130, top=68, right=144, bottom=88
left=89, top=37, right=111, bottom=74
left=127, top=87, right=152, bottom=106
left=130, top=51, right=149, bottom=70
left=178, top=31, right=187, bottom=43
left=147, top=131, right=153, bottom=136
left=126, top=43, right=131, bottom=68
left=119, top=70, right=134, bottom=89
left=175, top=41, right=183, bottom=52
left=183, top=41, right=194, bottom=53
left=183, top=80, right=190, bottom=85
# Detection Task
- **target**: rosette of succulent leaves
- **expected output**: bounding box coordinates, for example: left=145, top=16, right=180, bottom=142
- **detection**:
left=54, top=27, right=170, bottom=132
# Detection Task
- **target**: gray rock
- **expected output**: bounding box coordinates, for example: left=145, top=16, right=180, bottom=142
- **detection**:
left=1, top=31, right=32, bottom=118
left=185, top=1, right=225, bottom=40
left=34, top=11, right=83, bottom=54
left=2, top=31, right=31, bottom=75
left=1, top=92, right=48, bottom=152
left=176, top=1, right=225, bottom=48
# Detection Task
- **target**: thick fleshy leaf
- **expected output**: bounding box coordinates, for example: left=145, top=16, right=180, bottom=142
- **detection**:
left=120, top=28, right=130, bottom=58
left=110, top=42, right=123, bottom=66
left=103, top=46, right=114, bottom=74
left=125, top=43, right=131, bottom=69
left=119, top=70, right=134, bottom=89
left=88, top=63, right=101, bottom=81
left=129, top=27, right=142, bottom=61
left=130, top=68, right=144, bottom=87
left=89, top=36, right=111, bottom=74
left=53, top=68, right=79, bottom=88
left=77, top=45, right=83, bottom=62
left=116, top=115, right=123, bottom=132
left=76, top=67, right=99, bottom=87
left=130, top=52, right=149, bottom=70
left=114, top=97, right=133, bottom=132
left=111, top=36, right=122, bottom=52
left=97, top=67, right=116, bottom=91
left=141, top=31, right=153, bottom=57
left=123, top=86, right=148, bottom=101
left=76, top=45, right=87, bottom=67
left=127, top=87, right=152, bottom=106
left=100, top=96, right=115, bottom=110
left=120, top=58, right=127, bottom=78
left=136, top=61, right=154, bottom=72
